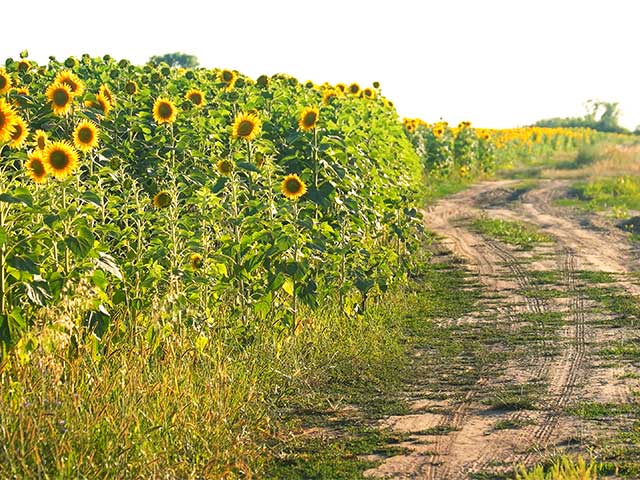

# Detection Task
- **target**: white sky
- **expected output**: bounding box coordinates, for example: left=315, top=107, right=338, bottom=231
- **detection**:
left=3, top=0, right=639, bottom=129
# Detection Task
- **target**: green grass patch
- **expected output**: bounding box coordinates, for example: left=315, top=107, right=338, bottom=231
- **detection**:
left=562, top=175, right=640, bottom=214
left=567, top=402, right=638, bottom=420
left=493, top=418, right=534, bottom=431
left=471, top=217, right=553, bottom=250
left=482, top=382, right=543, bottom=411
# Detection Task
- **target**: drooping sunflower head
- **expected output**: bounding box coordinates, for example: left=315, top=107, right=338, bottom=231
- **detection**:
left=8, top=116, right=29, bottom=149
left=152, top=97, right=178, bottom=125
left=153, top=191, right=171, bottom=208
left=185, top=88, right=205, bottom=107
left=322, top=88, right=338, bottom=105
left=43, top=140, right=79, bottom=179
left=231, top=112, right=262, bottom=141
left=33, top=129, right=49, bottom=151
left=85, top=92, right=111, bottom=117
left=220, top=69, right=237, bottom=91
left=46, top=82, right=74, bottom=116
left=362, top=87, right=376, bottom=99
left=298, top=106, right=320, bottom=132
left=0, top=69, right=12, bottom=95
left=216, top=159, right=234, bottom=176
left=73, top=119, right=99, bottom=152
left=189, top=253, right=204, bottom=270
left=335, top=83, right=346, bottom=93
left=54, top=70, right=85, bottom=97
left=281, top=174, right=307, bottom=200
left=0, top=98, right=17, bottom=143
left=25, top=151, right=48, bottom=183
left=256, top=74, right=269, bottom=88
left=99, top=84, right=115, bottom=106
left=17, top=60, right=31, bottom=73
left=348, top=83, right=361, bottom=96
left=124, top=80, right=138, bottom=95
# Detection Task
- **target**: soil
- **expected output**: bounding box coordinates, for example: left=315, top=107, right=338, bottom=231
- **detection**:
left=364, top=178, right=640, bottom=479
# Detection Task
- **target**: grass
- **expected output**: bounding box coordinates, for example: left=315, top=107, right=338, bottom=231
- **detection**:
left=482, top=382, right=543, bottom=411
left=471, top=216, right=553, bottom=250
left=567, top=402, right=638, bottom=420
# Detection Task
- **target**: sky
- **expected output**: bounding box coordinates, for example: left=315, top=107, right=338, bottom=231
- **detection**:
left=3, top=0, right=639, bottom=129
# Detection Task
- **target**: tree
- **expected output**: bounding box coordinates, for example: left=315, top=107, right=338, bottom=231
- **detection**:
left=149, top=52, right=199, bottom=68
left=533, top=99, right=629, bottom=134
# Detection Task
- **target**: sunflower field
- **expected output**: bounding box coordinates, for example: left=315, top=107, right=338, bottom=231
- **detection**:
left=0, top=52, right=428, bottom=359
left=1, top=51, right=629, bottom=477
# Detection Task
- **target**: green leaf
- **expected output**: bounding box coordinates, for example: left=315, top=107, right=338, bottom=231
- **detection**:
left=236, top=161, right=259, bottom=173
left=81, top=191, right=103, bottom=207
left=0, top=188, right=33, bottom=207
left=6, top=256, right=39, bottom=275
left=65, top=227, right=95, bottom=259
left=95, top=252, right=123, bottom=280
left=211, top=177, right=228, bottom=193
left=25, top=281, right=51, bottom=306
left=282, top=278, right=294, bottom=296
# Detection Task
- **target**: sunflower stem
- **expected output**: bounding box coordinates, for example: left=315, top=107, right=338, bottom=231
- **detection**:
left=0, top=202, right=8, bottom=318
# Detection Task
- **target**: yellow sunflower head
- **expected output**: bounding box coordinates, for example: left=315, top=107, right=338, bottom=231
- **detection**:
left=322, top=88, right=338, bottom=105
left=433, top=126, right=444, bottom=138
left=231, top=112, right=262, bottom=141
left=73, top=119, right=100, bottom=152
left=0, top=69, right=12, bottom=95
left=54, top=70, right=85, bottom=97
left=99, top=84, right=115, bottom=106
left=25, top=151, right=48, bottom=183
left=125, top=80, right=138, bottom=95
left=281, top=174, right=307, bottom=200
left=335, top=83, right=346, bottom=93
left=153, top=191, right=172, bottom=208
left=0, top=98, right=17, bottom=143
left=46, top=82, right=74, bottom=116
left=362, top=87, right=376, bottom=99
left=189, top=253, right=204, bottom=270
left=43, top=140, right=79, bottom=179
left=8, top=116, right=29, bottom=149
left=152, top=97, right=178, bottom=125
left=85, top=92, right=111, bottom=117
left=185, top=88, right=205, bottom=107
left=348, top=83, right=361, bottom=96
left=298, top=106, right=320, bottom=132
left=33, top=129, right=49, bottom=151
left=18, top=60, right=31, bottom=73
left=220, top=69, right=237, bottom=91
left=216, top=159, right=234, bottom=176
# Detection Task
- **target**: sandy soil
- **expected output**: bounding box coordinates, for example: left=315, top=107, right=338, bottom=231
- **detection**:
left=364, top=178, right=640, bottom=479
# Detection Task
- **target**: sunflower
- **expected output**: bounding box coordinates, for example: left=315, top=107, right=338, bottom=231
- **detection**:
left=281, top=174, right=307, bottom=200
left=17, top=60, right=31, bottom=73
left=99, top=84, right=115, bottom=106
left=152, top=97, right=178, bottom=125
left=189, top=253, right=203, bottom=270
left=43, top=140, right=79, bottom=179
left=433, top=126, right=444, bottom=138
left=335, top=83, right=346, bottom=93
left=220, top=69, right=237, bottom=91
left=153, top=191, right=171, bottom=208
left=33, top=129, right=49, bottom=150
left=54, top=70, right=85, bottom=96
left=298, top=106, right=319, bottom=132
left=46, top=82, right=74, bottom=116
left=348, top=83, right=360, bottom=96
left=322, top=88, right=338, bottom=105
left=85, top=92, right=111, bottom=117
left=216, top=159, right=234, bottom=176
left=8, top=116, right=29, bottom=149
left=73, top=119, right=99, bottom=152
left=0, top=98, right=17, bottom=143
left=231, top=112, right=261, bottom=141
left=124, top=80, right=138, bottom=95
left=185, top=88, right=205, bottom=107
left=362, top=87, right=376, bottom=99
left=0, top=69, right=12, bottom=95
left=25, top=151, right=48, bottom=183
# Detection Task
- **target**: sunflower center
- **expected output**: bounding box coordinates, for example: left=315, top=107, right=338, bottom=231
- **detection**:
left=64, top=81, right=78, bottom=93
left=53, top=88, right=70, bottom=107
left=237, top=120, right=254, bottom=137
left=0, top=76, right=6, bottom=90
left=31, top=159, right=45, bottom=176
left=190, top=93, right=202, bottom=104
left=0, top=111, right=5, bottom=128
left=158, top=102, right=173, bottom=119
left=78, top=127, right=94, bottom=144
left=11, top=124, right=23, bottom=140
left=50, top=150, right=70, bottom=170
left=285, top=178, right=302, bottom=194
left=222, top=71, right=233, bottom=82
left=303, top=111, right=317, bottom=127
left=37, top=136, right=46, bottom=150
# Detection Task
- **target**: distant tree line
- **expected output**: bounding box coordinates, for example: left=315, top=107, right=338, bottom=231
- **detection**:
left=533, top=100, right=638, bottom=135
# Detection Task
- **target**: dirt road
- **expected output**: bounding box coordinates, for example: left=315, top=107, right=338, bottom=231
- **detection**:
left=365, top=178, right=640, bottom=479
